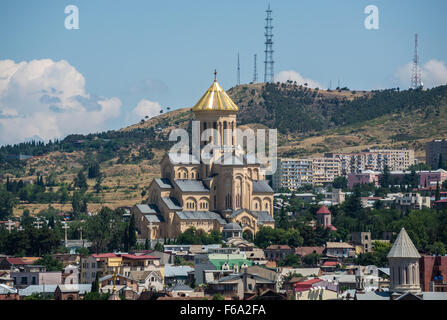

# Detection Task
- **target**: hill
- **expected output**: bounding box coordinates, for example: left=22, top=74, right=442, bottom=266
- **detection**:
left=1, top=83, right=447, bottom=215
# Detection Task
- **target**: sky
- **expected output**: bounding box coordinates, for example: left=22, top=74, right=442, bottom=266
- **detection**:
left=0, top=0, right=446, bottom=146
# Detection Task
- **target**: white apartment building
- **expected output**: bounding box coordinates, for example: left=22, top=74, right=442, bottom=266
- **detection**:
left=312, top=157, right=341, bottom=185
left=272, top=158, right=313, bottom=190
left=326, top=149, right=415, bottom=175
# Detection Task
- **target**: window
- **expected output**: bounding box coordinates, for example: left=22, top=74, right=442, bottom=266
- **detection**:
left=21, top=277, right=28, bottom=285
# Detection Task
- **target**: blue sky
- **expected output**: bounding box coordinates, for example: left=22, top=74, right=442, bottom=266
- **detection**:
left=0, top=0, right=446, bottom=145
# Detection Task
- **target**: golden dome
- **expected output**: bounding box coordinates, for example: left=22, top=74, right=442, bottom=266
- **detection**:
left=192, top=71, right=239, bottom=112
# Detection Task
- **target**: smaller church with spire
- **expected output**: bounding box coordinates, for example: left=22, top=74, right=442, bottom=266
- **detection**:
left=132, top=72, right=275, bottom=240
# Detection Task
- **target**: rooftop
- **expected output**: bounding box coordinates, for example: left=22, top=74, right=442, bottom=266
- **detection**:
left=387, top=228, right=421, bottom=259
left=192, top=78, right=238, bottom=112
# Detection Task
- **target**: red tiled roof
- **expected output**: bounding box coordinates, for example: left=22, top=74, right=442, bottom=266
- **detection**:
left=92, top=253, right=118, bottom=258
left=295, top=247, right=325, bottom=256
left=316, top=206, right=331, bottom=215
left=5, top=257, right=26, bottom=265
left=121, top=254, right=159, bottom=260
left=265, top=245, right=292, bottom=250
left=322, top=261, right=339, bottom=267
left=294, top=278, right=323, bottom=291
left=435, top=199, right=447, bottom=203
left=329, top=225, right=337, bottom=231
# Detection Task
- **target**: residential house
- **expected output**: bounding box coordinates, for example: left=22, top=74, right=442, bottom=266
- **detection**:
left=206, top=269, right=276, bottom=300
left=128, top=270, right=163, bottom=293
left=325, top=242, right=356, bottom=259
left=194, top=253, right=252, bottom=285
left=164, top=265, right=194, bottom=286
left=294, top=278, right=339, bottom=300
left=11, top=265, right=62, bottom=289
left=264, top=245, right=295, bottom=262
left=99, top=274, right=138, bottom=293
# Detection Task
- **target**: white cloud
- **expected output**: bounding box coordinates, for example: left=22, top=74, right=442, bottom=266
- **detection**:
left=0, top=59, right=123, bottom=145
left=393, top=59, right=447, bottom=89
left=274, top=70, right=323, bottom=89
left=128, top=99, right=162, bottom=124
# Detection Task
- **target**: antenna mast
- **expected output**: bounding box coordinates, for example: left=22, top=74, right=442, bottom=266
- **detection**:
left=411, top=33, right=423, bottom=89
left=264, top=4, right=274, bottom=83
left=253, top=54, right=258, bottom=83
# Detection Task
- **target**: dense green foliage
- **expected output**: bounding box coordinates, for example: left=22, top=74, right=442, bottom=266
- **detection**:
left=35, top=254, right=64, bottom=271
left=0, top=225, right=62, bottom=256
left=237, top=83, right=447, bottom=134
left=176, top=227, right=222, bottom=245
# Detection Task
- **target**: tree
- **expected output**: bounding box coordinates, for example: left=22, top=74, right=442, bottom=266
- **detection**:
left=154, top=242, right=164, bottom=252
left=91, top=272, right=100, bottom=293
left=0, top=186, right=16, bottom=219
left=277, top=254, right=300, bottom=267
left=332, top=176, right=348, bottom=189
left=302, top=253, right=321, bottom=266
left=438, top=154, right=444, bottom=170
left=379, top=165, right=391, bottom=188
left=88, top=163, right=101, bottom=179
left=94, top=173, right=103, bottom=194
left=74, top=170, right=88, bottom=190
left=435, top=182, right=441, bottom=201
left=443, top=180, right=447, bottom=190
left=428, top=242, right=447, bottom=256
left=71, top=191, right=82, bottom=219
left=128, top=214, right=137, bottom=249
left=86, top=207, right=126, bottom=253
left=35, top=254, right=63, bottom=271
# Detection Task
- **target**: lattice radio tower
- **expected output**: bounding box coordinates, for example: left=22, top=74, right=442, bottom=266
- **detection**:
left=411, top=33, right=423, bottom=89
left=264, top=4, right=274, bottom=83
left=253, top=54, right=258, bottom=83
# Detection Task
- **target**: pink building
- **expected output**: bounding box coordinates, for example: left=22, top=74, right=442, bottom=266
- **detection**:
left=347, top=171, right=380, bottom=188
left=418, top=169, right=447, bottom=188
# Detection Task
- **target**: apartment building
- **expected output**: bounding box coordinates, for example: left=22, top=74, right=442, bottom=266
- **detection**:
left=312, top=157, right=341, bottom=185
left=272, top=158, right=313, bottom=191
left=80, top=253, right=161, bottom=284
left=326, top=149, right=415, bottom=175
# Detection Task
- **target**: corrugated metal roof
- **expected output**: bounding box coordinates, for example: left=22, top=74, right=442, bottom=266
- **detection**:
left=19, top=285, right=58, bottom=296
left=0, top=284, right=16, bottom=294
left=135, top=204, right=158, bottom=214
left=144, top=215, right=164, bottom=223
left=252, top=180, right=274, bottom=193
left=387, top=228, right=421, bottom=259
left=161, top=197, right=183, bottom=210
left=155, top=178, right=173, bottom=189
left=175, top=211, right=226, bottom=225
left=57, top=284, right=92, bottom=294
left=175, top=180, right=209, bottom=192
left=164, top=266, right=194, bottom=278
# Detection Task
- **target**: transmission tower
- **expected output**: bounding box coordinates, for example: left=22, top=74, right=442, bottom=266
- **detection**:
left=253, top=54, right=258, bottom=83
left=237, top=53, right=241, bottom=86
left=411, top=33, right=423, bottom=89
left=264, top=4, right=274, bottom=83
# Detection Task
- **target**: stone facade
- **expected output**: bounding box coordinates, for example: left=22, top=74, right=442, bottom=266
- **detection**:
left=135, top=77, right=275, bottom=240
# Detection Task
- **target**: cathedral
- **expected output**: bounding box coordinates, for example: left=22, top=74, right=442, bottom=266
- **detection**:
left=132, top=73, right=275, bottom=240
